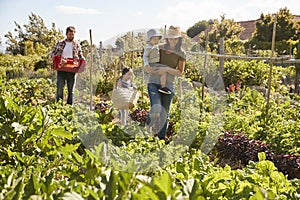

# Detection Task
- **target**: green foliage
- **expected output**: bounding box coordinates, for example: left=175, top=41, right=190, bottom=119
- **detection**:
left=0, top=77, right=56, bottom=105
left=253, top=8, right=299, bottom=42
left=187, top=19, right=215, bottom=38
left=224, top=88, right=300, bottom=155
left=225, top=39, right=246, bottom=55
left=250, top=7, right=300, bottom=54
left=196, top=15, right=245, bottom=53
left=95, top=75, right=114, bottom=96
left=4, top=13, right=63, bottom=55
left=184, top=58, right=295, bottom=92
left=1, top=13, right=300, bottom=198
left=0, top=54, right=300, bottom=199
left=34, top=59, right=47, bottom=71
left=184, top=60, right=203, bottom=81
left=223, top=60, right=295, bottom=90
left=0, top=54, right=53, bottom=79
left=0, top=54, right=37, bottom=70
left=187, top=16, right=244, bottom=54
left=24, top=41, right=35, bottom=55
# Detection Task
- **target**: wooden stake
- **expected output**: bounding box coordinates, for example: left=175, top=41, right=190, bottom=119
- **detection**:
left=164, top=25, right=167, bottom=37
left=89, top=29, right=93, bottom=111
left=295, top=35, right=300, bottom=94
left=99, top=41, right=102, bottom=59
left=131, top=31, right=134, bottom=67
left=219, top=37, right=224, bottom=78
left=202, top=30, right=209, bottom=103
left=265, top=15, right=277, bottom=123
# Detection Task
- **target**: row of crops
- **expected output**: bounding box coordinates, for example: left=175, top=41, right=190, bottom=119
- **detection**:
left=0, top=52, right=299, bottom=199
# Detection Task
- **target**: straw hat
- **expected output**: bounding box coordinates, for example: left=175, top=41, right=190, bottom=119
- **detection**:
left=146, top=29, right=162, bottom=42
left=165, top=26, right=182, bottom=39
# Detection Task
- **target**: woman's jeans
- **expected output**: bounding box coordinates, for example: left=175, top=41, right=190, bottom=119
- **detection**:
left=147, top=83, right=174, bottom=140
left=56, top=71, right=76, bottom=105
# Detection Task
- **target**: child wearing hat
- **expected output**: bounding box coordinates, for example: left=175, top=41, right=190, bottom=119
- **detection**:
left=143, top=29, right=171, bottom=95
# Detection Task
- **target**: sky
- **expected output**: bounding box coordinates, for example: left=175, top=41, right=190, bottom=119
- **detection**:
left=0, top=0, right=299, bottom=48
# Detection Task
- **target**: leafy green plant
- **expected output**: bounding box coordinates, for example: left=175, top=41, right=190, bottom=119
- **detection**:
left=0, top=61, right=299, bottom=199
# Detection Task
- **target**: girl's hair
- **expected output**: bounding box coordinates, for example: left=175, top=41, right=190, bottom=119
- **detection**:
left=121, top=67, right=131, bottom=76
left=119, top=67, right=134, bottom=81
left=164, top=37, right=183, bottom=51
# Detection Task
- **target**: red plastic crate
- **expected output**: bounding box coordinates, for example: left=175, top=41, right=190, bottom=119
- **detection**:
left=53, top=56, right=86, bottom=73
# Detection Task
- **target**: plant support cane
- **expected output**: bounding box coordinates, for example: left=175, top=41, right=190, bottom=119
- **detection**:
left=265, top=15, right=277, bottom=124
left=89, top=29, right=93, bottom=111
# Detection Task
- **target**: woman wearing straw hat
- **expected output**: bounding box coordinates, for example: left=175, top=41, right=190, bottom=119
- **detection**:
left=145, top=26, right=186, bottom=142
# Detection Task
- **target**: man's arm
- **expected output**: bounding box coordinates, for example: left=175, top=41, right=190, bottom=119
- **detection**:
left=50, top=41, right=59, bottom=58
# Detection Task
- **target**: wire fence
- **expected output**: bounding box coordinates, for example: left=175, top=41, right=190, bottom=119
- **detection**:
left=85, top=21, right=300, bottom=123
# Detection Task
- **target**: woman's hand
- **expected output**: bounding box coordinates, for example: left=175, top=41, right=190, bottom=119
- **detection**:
left=156, top=64, right=184, bottom=76
left=155, top=68, right=167, bottom=75
left=145, top=65, right=160, bottom=74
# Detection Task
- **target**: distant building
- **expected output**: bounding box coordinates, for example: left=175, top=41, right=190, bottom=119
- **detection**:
left=238, top=15, right=300, bottom=40
left=238, top=19, right=258, bottom=40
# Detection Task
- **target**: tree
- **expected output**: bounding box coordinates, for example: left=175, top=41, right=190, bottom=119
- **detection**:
left=186, top=20, right=214, bottom=38
left=250, top=7, right=300, bottom=54
left=187, top=15, right=244, bottom=54
left=42, top=23, right=64, bottom=53
left=4, top=30, right=20, bottom=55
left=208, top=15, right=244, bottom=53
left=5, top=12, right=63, bottom=55
left=191, top=15, right=243, bottom=54
left=24, top=41, right=35, bottom=55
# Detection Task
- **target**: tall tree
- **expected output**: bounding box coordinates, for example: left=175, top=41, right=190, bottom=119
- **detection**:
left=187, top=15, right=244, bottom=53
left=207, top=15, right=244, bottom=53
left=5, top=12, right=63, bottom=55
left=251, top=7, right=300, bottom=53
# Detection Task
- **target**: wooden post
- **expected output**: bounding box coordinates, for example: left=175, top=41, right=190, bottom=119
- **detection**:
left=164, top=25, right=167, bottom=36
left=219, top=37, right=224, bottom=77
left=120, top=55, right=124, bottom=72
left=89, top=29, right=93, bottom=111
left=202, top=30, right=209, bottom=102
left=99, top=41, right=102, bottom=59
left=113, top=60, right=118, bottom=89
left=131, top=31, right=134, bottom=67
left=142, top=53, right=145, bottom=106
left=265, top=15, right=277, bottom=123
left=119, top=40, right=124, bottom=76
left=295, top=35, right=300, bottom=94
